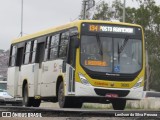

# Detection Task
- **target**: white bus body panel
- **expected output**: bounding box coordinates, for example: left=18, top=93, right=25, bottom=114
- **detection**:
left=7, top=67, right=19, bottom=97
left=37, top=69, right=42, bottom=95
left=18, top=64, right=39, bottom=97
left=33, top=64, right=39, bottom=96
left=40, top=60, right=63, bottom=97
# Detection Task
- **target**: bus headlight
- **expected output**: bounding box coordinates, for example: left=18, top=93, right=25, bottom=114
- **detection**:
left=133, top=77, right=143, bottom=88
left=78, top=73, right=91, bottom=86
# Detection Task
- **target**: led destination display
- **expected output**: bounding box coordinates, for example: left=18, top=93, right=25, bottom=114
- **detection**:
left=89, top=24, right=134, bottom=34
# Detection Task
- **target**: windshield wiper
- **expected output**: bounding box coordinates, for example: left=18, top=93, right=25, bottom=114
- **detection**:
left=118, top=36, right=129, bottom=54
left=96, top=34, right=103, bottom=56
left=118, top=36, right=129, bottom=62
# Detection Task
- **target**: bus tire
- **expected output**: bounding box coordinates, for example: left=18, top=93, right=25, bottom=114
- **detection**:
left=58, top=82, right=69, bottom=108
left=111, top=99, right=126, bottom=110
left=33, top=99, right=41, bottom=107
left=23, top=84, right=33, bottom=107
left=58, top=82, right=82, bottom=108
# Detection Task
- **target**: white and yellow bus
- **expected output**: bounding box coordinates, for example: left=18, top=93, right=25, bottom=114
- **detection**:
left=7, top=20, right=145, bottom=110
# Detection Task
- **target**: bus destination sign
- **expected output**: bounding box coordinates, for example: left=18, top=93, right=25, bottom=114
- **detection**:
left=89, top=24, right=134, bottom=34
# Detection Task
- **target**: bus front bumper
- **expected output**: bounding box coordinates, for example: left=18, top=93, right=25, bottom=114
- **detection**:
left=72, top=82, right=144, bottom=100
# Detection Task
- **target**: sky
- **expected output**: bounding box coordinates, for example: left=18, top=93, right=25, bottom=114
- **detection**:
left=0, top=0, right=160, bottom=50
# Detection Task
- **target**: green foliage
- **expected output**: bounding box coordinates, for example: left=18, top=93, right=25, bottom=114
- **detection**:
left=92, top=1, right=111, bottom=20
left=92, top=0, right=160, bottom=91
left=149, top=56, right=160, bottom=90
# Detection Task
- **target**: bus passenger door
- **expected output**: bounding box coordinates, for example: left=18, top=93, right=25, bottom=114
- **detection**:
left=7, top=44, right=25, bottom=98
left=65, top=35, right=78, bottom=95
left=35, top=41, right=45, bottom=96
left=40, top=35, right=60, bottom=97
left=7, top=46, right=19, bottom=97
left=19, top=40, right=39, bottom=98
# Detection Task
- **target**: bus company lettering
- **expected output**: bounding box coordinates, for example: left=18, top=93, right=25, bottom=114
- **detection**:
left=94, top=81, right=109, bottom=86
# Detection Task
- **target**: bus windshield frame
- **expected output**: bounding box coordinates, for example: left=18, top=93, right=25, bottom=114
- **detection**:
left=80, top=23, right=143, bottom=79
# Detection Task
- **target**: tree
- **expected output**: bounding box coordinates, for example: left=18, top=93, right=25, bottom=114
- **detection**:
left=92, top=1, right=112, bottom=20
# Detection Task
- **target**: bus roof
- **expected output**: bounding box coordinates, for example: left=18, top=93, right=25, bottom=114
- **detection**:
left=11, top=20, right=142, bottom=44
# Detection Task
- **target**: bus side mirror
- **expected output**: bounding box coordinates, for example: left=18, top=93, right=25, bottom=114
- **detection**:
left=74, top=38, right=79, bottom=48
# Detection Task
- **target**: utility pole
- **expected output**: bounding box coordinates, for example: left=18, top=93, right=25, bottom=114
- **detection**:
left=83, top=0, right=87, bottom=20
left=81, top=0, right=95, bottom=20
left=20, top=0, right=24, bottom=37
left=123, top=0, right=126, bottom=22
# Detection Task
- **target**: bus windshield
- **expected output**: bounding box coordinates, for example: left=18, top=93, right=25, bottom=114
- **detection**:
left=80, top=35, right=142, bottom=74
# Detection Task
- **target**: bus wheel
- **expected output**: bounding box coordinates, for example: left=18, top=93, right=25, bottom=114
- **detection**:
left=58, top=82, right=83, bottom=108
left=111, top=99, right=126, bottom=110
left=58, top=82, right=68, bottom=108
left=33, top=99, right=41, bottom=107
left=23, top=84, right=33, bottom=107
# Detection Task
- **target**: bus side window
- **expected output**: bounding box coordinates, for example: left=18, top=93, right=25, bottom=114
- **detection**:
left=30, top=40, right=37, bottom=63
left=36, top=41, right=45, bottom=68
left=16, top=47, right=24, bottom=70
left=44, top=37, right=50, bottom=61
left=23, top=41, right=31, bottom=64
left=59, top=32, right=69, bottom=58
left=9, top=45, right=17, bottom=67
left=49, top=34, right=59, bottom=60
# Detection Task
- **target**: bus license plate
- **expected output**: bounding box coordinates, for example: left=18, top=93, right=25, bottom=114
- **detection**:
left=105, top=93, right=118, bottom=98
